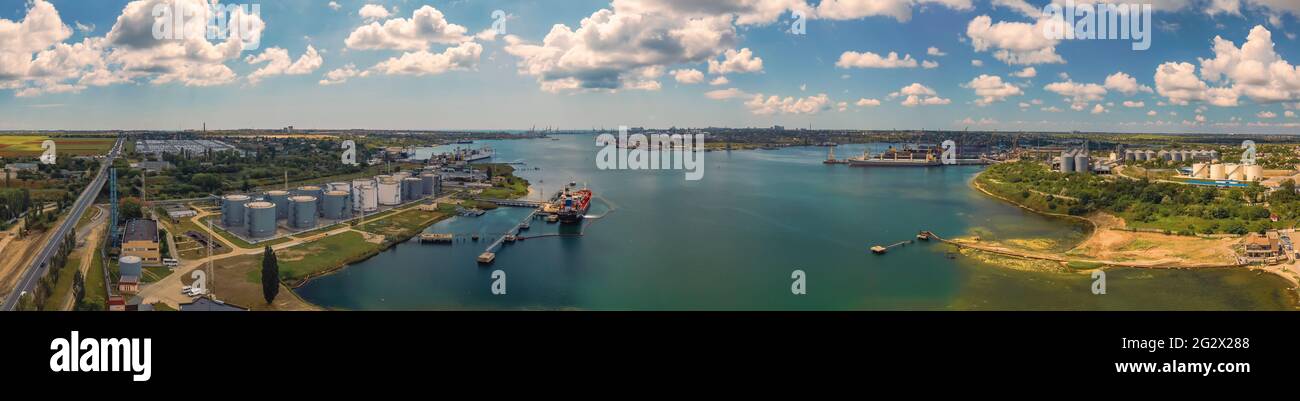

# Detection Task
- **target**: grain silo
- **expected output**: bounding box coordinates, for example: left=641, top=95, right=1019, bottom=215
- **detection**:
left=119, top=255, right=142, bottom=277
left=291, top=196, right=318, bottom=229
left=322, top=190, right=349, bottom=220
left=1124, top=150, right=1136, bottom=161
left=403, top=177, right=422, bottom=201
left=1074, top=153, right=1090, bottom=174
left=1144, top=150, right=1156, bottom=161
left=1226, top=163, right=1244, bottom=181
left=377, top=177, right=401, bottom=206
left=1060, top=150, right=1075, bottom=173
left=245, top=201, right=277, bottom=238
left=1191, top=163, right=1209, bottom=178
left=352, top=179, right=378, bottom=212
left=421, top=173, right=437, bottom=196
left=1181, top=150, right=1193, bottom=161
left=265, top=190, right=291, bottom=220
left=1171, top=151, right=1184, bottom=162
left=221, top=195, right=251, bottom=227
left=1245, top=164, right=1264, bottom=181
left=1210, top=163, right=1227, bottom=180
left=394, top=171, right=412, bottom=181
left=1157, top=150, right=1169, bottom=161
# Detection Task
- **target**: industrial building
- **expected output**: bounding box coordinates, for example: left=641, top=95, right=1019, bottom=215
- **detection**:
left=121, top=219, right=162, bottom=265
left=135, top=139, right=242, bottom=156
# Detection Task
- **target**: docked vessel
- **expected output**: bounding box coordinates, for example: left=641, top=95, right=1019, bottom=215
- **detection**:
left=558, top=187, right=592, bottom=224
left=848, top=145, right=941, bottom=167
left=457, top=146, right=494, bottom=162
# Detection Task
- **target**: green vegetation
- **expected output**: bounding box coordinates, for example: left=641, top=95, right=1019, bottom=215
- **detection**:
left=141, top=266, right=172, bottom=283
left=262, top=246, right=279, bottom=304
left=0, top=136, right=116, bottom=157
left=357, top=209, right=447, bottom=243
left=82, top=246, right=106, bottom=311
left=981, top=161, right=1277, bottom=235
left=476, top=163, right=530, bottom=199
left=267, top=231, right=383, bottom=284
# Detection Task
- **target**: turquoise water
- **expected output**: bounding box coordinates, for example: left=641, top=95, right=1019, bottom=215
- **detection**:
left=294, top=135, right=1297, bottom=310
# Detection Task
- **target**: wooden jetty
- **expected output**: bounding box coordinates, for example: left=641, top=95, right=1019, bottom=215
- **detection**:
left=871, top=240, right=913, bottom=254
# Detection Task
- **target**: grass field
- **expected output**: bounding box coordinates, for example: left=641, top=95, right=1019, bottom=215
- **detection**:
left=0, top=136, right=116, bottom=157
left=41, top=250, right=82, bottom=311
left=84, top=245, right=106, bottom=310
left=269, top=231, right=384, bottom=283
left=357, top=209, right=446, bottom=240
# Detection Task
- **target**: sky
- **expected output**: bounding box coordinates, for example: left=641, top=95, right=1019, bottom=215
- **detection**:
left=1, top=0, right=1300, bottom=133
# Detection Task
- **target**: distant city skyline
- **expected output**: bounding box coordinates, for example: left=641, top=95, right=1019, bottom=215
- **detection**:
left=1, top=0, right=1300, bottom=133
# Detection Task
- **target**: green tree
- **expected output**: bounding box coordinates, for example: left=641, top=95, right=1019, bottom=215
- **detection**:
left=120, top=197, right=144, bottom=222
left=261, top=246, right=279, bottom=305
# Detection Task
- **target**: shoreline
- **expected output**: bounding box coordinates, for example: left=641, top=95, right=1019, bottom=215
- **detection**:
left=967, top=169, right=1300, bottom=299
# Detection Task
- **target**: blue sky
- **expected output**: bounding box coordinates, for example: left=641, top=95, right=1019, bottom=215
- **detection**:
left=1, top=0, right=1299, bottom=133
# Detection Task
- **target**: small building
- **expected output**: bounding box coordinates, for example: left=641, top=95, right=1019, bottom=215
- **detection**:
left=118, top=275, right=140, bottom=294
left=122, top=219, right=162, bottom=265
left=3, top=162, right=38, bottom=172
left=107, top=295, right=126, bottom=312
left=163, top=204, right=196, bottom=220
left=1244, top=233, right=1284, bottom=264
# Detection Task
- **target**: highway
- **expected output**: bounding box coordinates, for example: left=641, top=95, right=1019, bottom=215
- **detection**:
left=1, top=136, right=123, bottom=311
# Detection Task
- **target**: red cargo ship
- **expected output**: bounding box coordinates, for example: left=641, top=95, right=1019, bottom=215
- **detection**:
left=558, top=187, right=591, bottom=224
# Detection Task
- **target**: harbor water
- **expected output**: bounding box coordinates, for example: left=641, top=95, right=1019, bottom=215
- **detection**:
left=295, top=136, right=1297, bottom=310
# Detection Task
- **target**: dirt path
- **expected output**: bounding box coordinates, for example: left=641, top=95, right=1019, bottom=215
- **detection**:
left=57, top=210, right=106, bottom=311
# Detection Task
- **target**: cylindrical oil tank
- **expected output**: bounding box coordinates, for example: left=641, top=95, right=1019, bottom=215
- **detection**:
left=291, top=196, right=318, bottom=229
left=394, top=171, right=412, bottom=180
left=1124, top=150, right=1135, bottom=161
left=1209, top=163, right=1226, bottom=180
left=403, top=177, right=422, bottom=201
left=421, top=174, right=436, bottom=195
left=352, top=179, right=377, bottom=212
left=119, top=255, right=142, bottom=277
left=1075, top=154, right=1090, bottom=174
left=265, top=190, right=291, bottom=220
left=378, top=177, right=401, bottom=205
left=221, top=195, right=250, bottom=227
left=245, top=201, right=276, bottom=238
left=322, top=191, right=349, bottom=219
left=295, top=185, right=323, bottom=216
left=1225, top=163, right=1243, bottom=181
left=1191, top=163, right=1208, bottom=178
left=1245, top=164, right=1264, bottom=181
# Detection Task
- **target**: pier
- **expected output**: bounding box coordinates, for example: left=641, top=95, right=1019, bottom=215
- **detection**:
left=870, top=240, right=913, bottom=254
left=470, top=189, right=576, bottom=264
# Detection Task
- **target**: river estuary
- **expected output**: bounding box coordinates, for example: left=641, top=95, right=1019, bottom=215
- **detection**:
left=295, top=135, right=1297, bottom=310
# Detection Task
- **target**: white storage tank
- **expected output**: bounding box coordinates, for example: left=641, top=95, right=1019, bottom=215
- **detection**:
left=290, top=196, right=318, bottom=229
left=1209, top=163, right=1226, bottom=180
left=1157, top=150, right=1169, bottom=160
left=352, top=179, right=378, bottom=212
left=1245, top=164, right=1264, bottom=181
left=221, top=195, right=251, bottom=227
left=1191, top=163, right=1209, bottom=178
left=377, top=177, right=401, bottom=206
left=322, top=190, right=350, bottom=220
left=246, top=201, right=277, bottom=238
left=119, top=255, right=142, bottom=278
left=1172, top=151, right=1183, bottom=162
left=1074, top=154, right=1090, bottom=174
left=1124, top=150, right=1136, bottom=161
left=1059, top=152, right=1075, bottom=174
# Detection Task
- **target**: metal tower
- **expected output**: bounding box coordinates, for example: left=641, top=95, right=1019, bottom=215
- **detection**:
left=109, top=168, right=119, bottom=247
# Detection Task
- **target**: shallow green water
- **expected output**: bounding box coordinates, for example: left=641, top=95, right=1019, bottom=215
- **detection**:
left=294, top=136, right=1297, bottom=310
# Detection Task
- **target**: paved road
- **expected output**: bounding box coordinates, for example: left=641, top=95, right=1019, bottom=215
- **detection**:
left=2, top=137, right=123, bottom=311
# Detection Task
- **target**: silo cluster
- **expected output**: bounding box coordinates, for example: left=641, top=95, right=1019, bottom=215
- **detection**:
left=1059, top=149, right=1089, bottom=174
